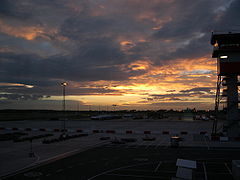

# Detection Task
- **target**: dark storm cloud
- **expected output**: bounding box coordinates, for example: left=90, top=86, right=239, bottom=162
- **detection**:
left=152, top=0, right=239, bottom=62
left=160, top=34, right=211, bottom=61
left=149, top=101, right=212, bottom=110
left=0, top=0, right=77, bottom=20
left=213, top=0, right=240, bottom=31
left=0, top=52, right=130, bottom=82
left=150, top=93, right=192, bottom=99
left=1, top=8, right=141, bottom=84
left=153, top=0, right=215, bottom=39
left=59, top=14, right=145, bottom=65
left=180, top=87, right=213, bottom=93
left=0, top=93, right=45, bottom=100
left=0, top=84, right=120, bottom=96
left=0, top=99, right=86, bottom=110
left=149, top=88, right=213, bottom=101
left=0, top=0, right=30, bottom=19
left=60, top=16, right=113, bottom=40
left=0, top=0, right=239, bottom=109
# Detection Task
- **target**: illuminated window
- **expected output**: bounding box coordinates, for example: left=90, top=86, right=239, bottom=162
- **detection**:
left=220, top=55, right=228, bottom=59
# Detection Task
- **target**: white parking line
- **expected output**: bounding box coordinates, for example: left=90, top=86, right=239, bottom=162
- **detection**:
left=224, top=163, right=232, bottom=175
left=124, top=169, right=154, bottom=173
left=87, top=162, right=152, bottom=180
left=130, top=139, right=146, bottom=148
left=203, top=162, right=208, bottom=180
left=154, top=137, right=168, bottom=149
left=154, top=161, right=162, bottom=172
left=56, top=169, right=63, bottom=173
left=77, top=162, right=84, bottom=166
left=145, top=141, right=157, bottom=149
left=106, top=173, right=162, bottom=179
left=154, top=140, right=162, bottom=149
left=204, top=135, right=210, bottom=150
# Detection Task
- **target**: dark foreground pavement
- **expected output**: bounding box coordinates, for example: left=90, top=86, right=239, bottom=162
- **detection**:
left=2, top=145, right=240, bottom=180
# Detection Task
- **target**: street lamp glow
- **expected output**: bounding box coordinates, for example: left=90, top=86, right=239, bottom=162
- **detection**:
left=61, top=81, right=68, bottom=135
left=61, top=82, right=68, bottom=86
left=220, top=55, right=228, bottom=59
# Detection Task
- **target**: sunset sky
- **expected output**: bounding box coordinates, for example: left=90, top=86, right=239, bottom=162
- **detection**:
left=0, top=0, right=239, bottom=110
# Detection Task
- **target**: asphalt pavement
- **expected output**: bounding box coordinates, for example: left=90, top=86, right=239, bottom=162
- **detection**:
left=3, top=145, right=240, bottom=180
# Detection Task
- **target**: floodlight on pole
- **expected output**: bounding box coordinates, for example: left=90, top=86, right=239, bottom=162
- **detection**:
left=61, top=82, right=68, bottom=134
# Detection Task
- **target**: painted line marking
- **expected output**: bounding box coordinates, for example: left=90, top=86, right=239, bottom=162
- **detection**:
left=153, top=138, right=166, bottom=149
left=145, top=141, right=157, bottom=149
left=77, top=162, right=84, bottom=166
left=130, top=169, right=176, bottom=173
left=160, top=138, right=170, bottom=148
left=154, top=139, right=163, bottom=149
left=203, top=162, right=208, bottom=180
left=106, top=173, right=162, bottom=179
left=139, top=140, right=150, bottom=147
left=154, top=161, right=162, bottom=172
left=130, top=140, right=144, bottom=148
left=224, top=163, right=232, bottom=175
left=87, top=162, right=152, bottom=180
left=123, top=169, right=154, bottom=173
left=204, top=135, right=210, bottom=150
left=56, top=169, right=63, bottom=173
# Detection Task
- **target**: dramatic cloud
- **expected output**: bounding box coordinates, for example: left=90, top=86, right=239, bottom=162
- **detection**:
left=0, top=93, right=46, bottom=101
left=180, top=87, right=213, bottom=93
left=0, top=0, right=238, bottom=110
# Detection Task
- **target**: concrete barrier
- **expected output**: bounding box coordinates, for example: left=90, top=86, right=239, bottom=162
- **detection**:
left=234, top=137, right=240, bottom=141
left=162, top=131, right=169, bottom=134
left=106, top=130, right=115, bottom=134
left=61, top=129, right=68, bottom=132
left=93, top=130, right=100, bottom=133
left=0, top=127, right=213, bottom=137
left=144, top=131, right=151, bottom=134
left=211, top=135, right=220, bottom=141
left=126, top=130, right=133, bottom=134
left=25, top=128, right=32, bottom=131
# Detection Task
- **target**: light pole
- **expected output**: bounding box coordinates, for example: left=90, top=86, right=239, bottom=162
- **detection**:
left=61, top=82, right=67, bottom=134
left=29, top=138, right=35, bottom=157
left=112, top=104, right=117, bottom=111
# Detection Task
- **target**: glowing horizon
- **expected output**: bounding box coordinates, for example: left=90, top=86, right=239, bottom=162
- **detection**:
left=0, top=0, right=238, bottom=110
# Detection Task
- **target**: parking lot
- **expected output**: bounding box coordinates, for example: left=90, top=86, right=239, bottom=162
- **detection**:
left=0, top=119, right=239, bottom=179
left=3, top=145, right=239, bottom=180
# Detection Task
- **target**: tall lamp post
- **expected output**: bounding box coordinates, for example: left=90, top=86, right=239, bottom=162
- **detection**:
left=61, top=82, right=67, bottom=134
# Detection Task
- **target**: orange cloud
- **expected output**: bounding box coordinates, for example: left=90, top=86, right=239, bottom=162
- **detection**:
left=51, top=56, right=217, bottom=109
left=0, top=20, right=44, bottom=40
left=128, top=60, right=152, bottom=71
left=0, top=20, right=67, bottom=42
left=120, top=40, right=136, bottom=53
